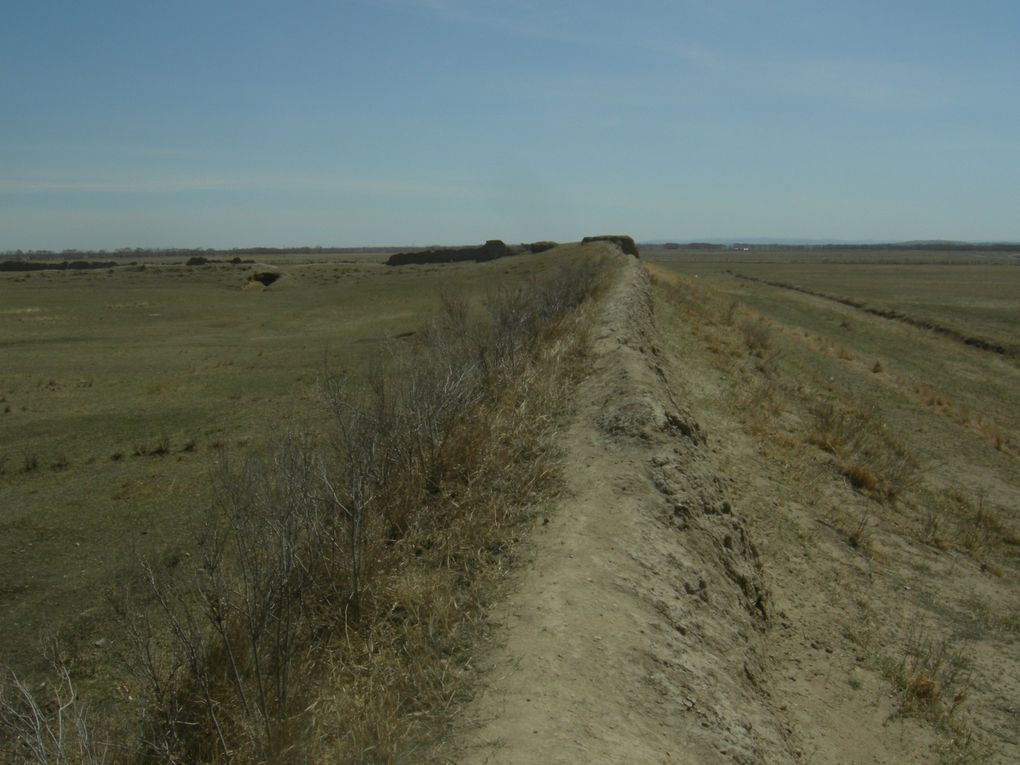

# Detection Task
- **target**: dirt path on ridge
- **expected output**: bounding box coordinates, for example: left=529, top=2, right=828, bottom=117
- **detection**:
left=437, top=252, right=1017, bottom=764
left=440, top=253, right=793, bottom=764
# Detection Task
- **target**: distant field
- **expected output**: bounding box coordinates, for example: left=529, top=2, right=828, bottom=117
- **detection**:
left=644, top=249, right=1020, bottom=350
left=0, top=249, right=573, bottom=676
left=644, top=248, right=1020, bottom=480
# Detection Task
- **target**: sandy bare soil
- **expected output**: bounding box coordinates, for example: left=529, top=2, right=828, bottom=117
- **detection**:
left=435, top=252, right=1019, bottom=764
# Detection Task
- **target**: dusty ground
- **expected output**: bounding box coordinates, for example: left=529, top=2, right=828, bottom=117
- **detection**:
left=435, top=252, right=1019, bottom=764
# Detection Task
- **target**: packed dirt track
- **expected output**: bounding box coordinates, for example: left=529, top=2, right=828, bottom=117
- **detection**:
left=438, top=249, right=1020, bottom=764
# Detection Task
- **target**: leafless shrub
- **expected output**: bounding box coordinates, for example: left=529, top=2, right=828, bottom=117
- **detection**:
left=740, top=317, right=772, bottom=356
left=0, top=666, right=109, bottom=765
left=103, top=251, right=616, bottom=763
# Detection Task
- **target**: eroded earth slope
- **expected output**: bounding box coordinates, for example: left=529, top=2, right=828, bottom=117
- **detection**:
left=440, top=251, right=1019, bottom=764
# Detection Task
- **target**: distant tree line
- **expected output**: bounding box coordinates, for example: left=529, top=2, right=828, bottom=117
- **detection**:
left=0, top=246, right=405, bottom=261
left=386, top=240, right=560, bottom=266
left=660, top=242, right=725, bottom=250
left=0, top=259, right=120, bottom=272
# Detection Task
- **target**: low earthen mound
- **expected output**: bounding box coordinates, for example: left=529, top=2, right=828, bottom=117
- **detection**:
left=582, top=234, right=640, bottom=258
left=525, top=240, right=558, bottom=254
left=386, top=240, right=513, bottom=266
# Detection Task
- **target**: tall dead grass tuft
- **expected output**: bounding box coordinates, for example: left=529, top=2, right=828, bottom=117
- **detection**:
left=937, top=489, right=1020, bottom=559
left=808, top=400, right=918, bottom=502
left=740, top=317, right=773, bottom=357
left=885, top=630, right=972, bottom=724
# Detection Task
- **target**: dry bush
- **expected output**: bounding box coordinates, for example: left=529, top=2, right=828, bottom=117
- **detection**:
left=8, top=252, right=615, bottom=765
left=723, top=300, right=739, bottom=326
left=740, top=317, right=773, bottom=357
left=0, top=665, right=109, bottom=765
left=915, top=382, right=950, bottom=409
left=939, top=489, right=1020, bottom=558
left=886, top=631, right=971, bottom=723
left=839, top=507, right=874, bottom=553
left=977, top=420, right=1011, bottom=452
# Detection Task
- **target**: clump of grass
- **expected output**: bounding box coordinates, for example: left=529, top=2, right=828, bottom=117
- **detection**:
left=842, top=461, right=878, bottom=493
left=844, top=617, right=987, bottom=762
left=740, top=317, right=772, bottom=357
left=808, top=400, right=918, bottom=502
left=840, top=507, right=873, bottom=553
left=715, top=298, right=739, bottom=326
left=22, top=454, right=39, bottom=473
left=915, top=382, right=950, bottom=408
left=944, top=489, right=1020, bottom=557
left=884, top=631, right=971, bottom=724
left=961, top=595, right=1020, bottom=639
left=977, top=420, right=1010, bottom=452
left=919, top=509, right=951, bottom=551
left=133, top=436, right=171, bottom=458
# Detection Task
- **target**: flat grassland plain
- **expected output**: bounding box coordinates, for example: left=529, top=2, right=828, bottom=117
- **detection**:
left=644, top=246, right=1020, bottom=763
left=0, top=250, right=566, bottom=678
left=4, top=242, right=1019, bottom=763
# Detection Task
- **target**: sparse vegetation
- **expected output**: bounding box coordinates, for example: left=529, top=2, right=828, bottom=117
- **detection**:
left=4, top=249, right=589, bottom=688
left=740, top=316, right=773, bottom=356
left=807, top=399, right=918, bottom=501
left=646, top=247, right=1020, bottom=763
left=885, top=631, right=972, bottom=724
left=0, top=664, right=110, bottom=765
left=133, top=437, right=171, bottom=457
left=5, top=242, right=1019, bottom=764
left=1, top=247, right=612, bottom=763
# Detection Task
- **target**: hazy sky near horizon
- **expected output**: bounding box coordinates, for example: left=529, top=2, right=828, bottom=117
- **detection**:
left=2, top=0, right=1019, bottom=249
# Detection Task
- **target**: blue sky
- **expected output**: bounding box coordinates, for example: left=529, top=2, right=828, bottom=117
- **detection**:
left=2, top=0, right=1018, bottom=249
